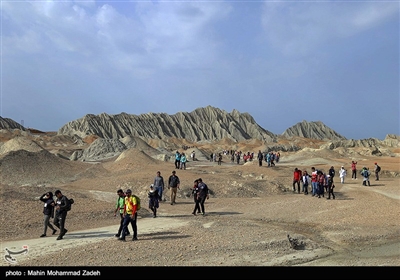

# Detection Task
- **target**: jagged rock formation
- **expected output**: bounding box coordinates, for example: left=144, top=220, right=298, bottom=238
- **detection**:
left=282, top=120, right=346, bottom=141
left=58, top=106, right=277, bottom=143
left=0, top=117, right=26, bottom=130
left=383, top=134, right=400, bottom=147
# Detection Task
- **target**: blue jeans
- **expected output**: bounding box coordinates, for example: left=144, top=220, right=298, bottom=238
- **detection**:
left=155, top=186, right=163, bottom=201
left=312, top=182, right=318, bottom=195
left=120, top=212, right=137, bottom=240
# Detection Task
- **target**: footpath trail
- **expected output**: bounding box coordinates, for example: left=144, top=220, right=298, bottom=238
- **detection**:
left=1, top=217, right=188, bottom=266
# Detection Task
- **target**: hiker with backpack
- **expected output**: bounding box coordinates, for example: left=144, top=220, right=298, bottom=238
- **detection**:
left=114, top=189, right=130, bottom=238
left=361, top=167, right=371, bottom=186
left=118, top=189, right=138, bottom=242
left=54, top=190, right=70, bottom=240
left=374, top=163, right=381, bottom=181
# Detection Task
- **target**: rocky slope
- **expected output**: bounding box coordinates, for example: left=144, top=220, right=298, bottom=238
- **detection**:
left=57, top=106, right=277, bottom=142
left=281, top=120, right=346, bottom=140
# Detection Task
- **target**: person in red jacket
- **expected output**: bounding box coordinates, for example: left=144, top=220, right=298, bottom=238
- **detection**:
left=293, top=168, right=302, bottom=193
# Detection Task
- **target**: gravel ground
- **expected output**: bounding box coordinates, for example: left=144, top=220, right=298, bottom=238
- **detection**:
left=1, top=137, right=399, bottom=268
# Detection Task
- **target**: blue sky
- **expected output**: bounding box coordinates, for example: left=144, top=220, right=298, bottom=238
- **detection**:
left=1, top=0, right=399, bottom=140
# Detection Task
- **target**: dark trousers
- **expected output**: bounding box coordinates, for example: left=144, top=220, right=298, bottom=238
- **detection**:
left=117, top=213, right=130, bottom=236
left=43, top=214, right=56, bottom=235
left=327, top=186, right=335, bottom=199
left=121, top=212, right=137, bottom=240
left=193, top=198, right=201, bottom=214
left=302, top=183, right=308, bottom=194
left=199, top=196, right=206, bottom=213
left=258, top=159, right=262, bottom=167
left=293, top=180, right=300, bottom=193
left=317, top=183, right=325, bottom=197
left=352, top=170, right=357, bottom=179
left=54, top=210, right=67, bottom=236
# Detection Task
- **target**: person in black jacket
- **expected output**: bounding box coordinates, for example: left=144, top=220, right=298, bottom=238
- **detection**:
left=196, top=178, right=209, bottom=215
left=191, top=179, right=201, bottom=215
left=39, top=192, right=57, bottom=237
left=148, top=185, right=160, bottom=218
left=54, top=190, right=69, bottom=240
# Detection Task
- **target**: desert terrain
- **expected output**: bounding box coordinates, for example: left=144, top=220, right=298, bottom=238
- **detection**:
left=0, top=129, right=399, bottom=269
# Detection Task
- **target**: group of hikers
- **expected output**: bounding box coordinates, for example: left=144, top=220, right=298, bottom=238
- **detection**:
left=113, top=170, right=209, bottom=241
left=38, top=190, right=70, bottom=240
left=38, top=155, right=381, bottom=242
left=292, top=162, right=381, bottom=199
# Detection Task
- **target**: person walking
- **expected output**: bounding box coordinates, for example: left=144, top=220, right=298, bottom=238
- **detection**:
left=361, top=167, right=371, bottom=186
left=374, top=162, right=381, bottom=181
left=180, top=152, right=187, bottom=170
left=168, top=170, right=180, bottom=205
left=257, top=150, right=263, bottom=167
left=302, top=171, right=311, bottom=195
left=339, top=166, right=347, bottom=184
left=118, top=189, right=138, bottom=241
left=217, top=153, right=222, bottom=165
left=191, top=179, right=201, bottom=215
left=316, top=171, right=326, bottom=198
left=328, top=166, right=336, bottom=182
left=351, top=161, right=358, bottom=179
left=196, top=178, right=209, bottom=215
left=293, top=168, right=302, bottom=193
left=39, top=191, right=57, bottom=237
left=311, top=167, right=318, bottom=197
left=153, top=171, right=165, bottom=202
left=114, top=189, right=130, bottom=238
left=174, top=151, right=181, bottom=169
left=54, top=190, right=69, bottom=240
left=148, top=184, right=160, bottom=218
left=326, top=175, right=336, bottom=200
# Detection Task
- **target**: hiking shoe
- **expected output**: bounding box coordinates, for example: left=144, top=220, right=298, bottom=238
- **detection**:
left=115, top=234, right=120, bottom=237
left=118, top=238, right=126, bottom=242
left=56, top=236, right=63, bottom=240
left=125, top=232, right=130, bottom=236
left=52, top=229, right=57, bottom=235
left=40, top=234, right=46, bottom=238
left=132, top=237, right=138, bottom=241
left=61, top=229, right=68, bottom=236
left=201, top=212, right=205, bottom=215
left=192, top=212, right=196, bottom=215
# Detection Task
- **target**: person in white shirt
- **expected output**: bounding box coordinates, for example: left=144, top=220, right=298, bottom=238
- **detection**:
left=339, top=166, right=347, bottom=184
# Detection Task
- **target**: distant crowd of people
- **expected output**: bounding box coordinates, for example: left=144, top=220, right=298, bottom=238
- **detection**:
left=291, top=161, right=381, bottom=199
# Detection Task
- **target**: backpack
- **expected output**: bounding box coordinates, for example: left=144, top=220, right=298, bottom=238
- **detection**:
left=132, top=195, right=141, bottom=211
left=376, top=165, right=381, bottom=172
left=65, top=197, right=74, bottom=211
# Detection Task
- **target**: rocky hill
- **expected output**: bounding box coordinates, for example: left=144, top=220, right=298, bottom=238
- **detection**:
left=0, top=117, right=26, bottom=130
left=282, top=120, right=346, bottom=140
left=57, top=106, right=277, bottom=142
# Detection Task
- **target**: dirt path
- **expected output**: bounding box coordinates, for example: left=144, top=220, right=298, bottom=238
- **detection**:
left=1, top=217, right=188, bottom=266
